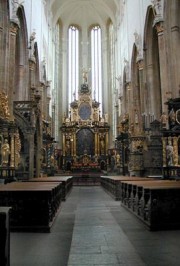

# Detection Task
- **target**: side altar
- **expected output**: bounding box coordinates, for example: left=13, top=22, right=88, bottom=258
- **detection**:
left=60, top=83, right=110, bottom=172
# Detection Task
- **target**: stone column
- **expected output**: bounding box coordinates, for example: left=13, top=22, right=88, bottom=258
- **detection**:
left=8, top=22, right=19, bottom=120
left=154, top=21, right=169, bottom=112
left=170, top=24, right=180, bottom=97
left=137, top=60, right=144, bottom=117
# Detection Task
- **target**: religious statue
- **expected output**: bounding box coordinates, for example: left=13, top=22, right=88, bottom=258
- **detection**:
left=1, top=139, right=10, bottom=166
left=116, top=153, right=120, bottom=165
left=135, top=111, right=139, bottom=124
left=166, top=140, right=173, bottom=166
left=169, top=108, right=176, bottom=125
left=66, top=140, right=71, bottom=155
left=160, top=112, right=168, bottom=129
left=82, top=69, right=88, bottom=83
left=72, top=108, right=78, bottom=122
left=100, top=136, right=105, bottom=155
left=93, top=108, right=99, bottom=121
left=104, top=113, right=108, bottom=123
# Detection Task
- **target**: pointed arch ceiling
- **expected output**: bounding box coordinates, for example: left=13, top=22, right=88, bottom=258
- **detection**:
left=50, top=0, right=118, bottom=27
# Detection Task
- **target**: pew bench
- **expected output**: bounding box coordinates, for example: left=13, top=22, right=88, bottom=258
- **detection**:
left=0, top=182, right=62, bottom=232
left=27, top=176, right=73, bottom=201
left=0, top=207, right=11, bottom=266
left=121, top=180, right=180, bottom=230
left=100, top=176, right=155, bottom=200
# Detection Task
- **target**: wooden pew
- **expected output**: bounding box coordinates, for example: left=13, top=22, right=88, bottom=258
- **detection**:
left=27, top=176, right=73, bottom=201
left=0, top=182, right=62, bottom=232
left=100, top=176, right=155, bottom=200
left=0, top=207, right=11, bottom=266
left=121, top=180, right=180, bottom=230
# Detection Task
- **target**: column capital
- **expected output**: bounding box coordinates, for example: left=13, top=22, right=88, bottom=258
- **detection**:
left=137, top=59, right=144, bottom=71
left=154, top=20, right=164, bottom=34
left=10, top=21, right=19, bottom=35
left=29, top=59, right=36, bottom=71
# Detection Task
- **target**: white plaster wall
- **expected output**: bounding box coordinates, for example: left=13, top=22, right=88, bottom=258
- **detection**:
left=18, top=0, right=54, bottom=85
left=116, top=0, right=156, bottom=87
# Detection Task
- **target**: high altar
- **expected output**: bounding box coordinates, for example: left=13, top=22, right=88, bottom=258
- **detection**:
left=61, top=82, right=110, bottom=172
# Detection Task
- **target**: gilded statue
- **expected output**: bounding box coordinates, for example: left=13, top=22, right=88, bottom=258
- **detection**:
left=1, top=139, right=10, bottom=166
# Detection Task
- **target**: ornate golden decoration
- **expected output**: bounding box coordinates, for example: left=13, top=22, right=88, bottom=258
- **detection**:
left=0, top=91, right=10, bottom=120
left=15, top=132, right=21, bottom=168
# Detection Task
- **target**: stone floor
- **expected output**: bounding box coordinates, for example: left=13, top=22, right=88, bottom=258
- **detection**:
left=11, top=186, right=180, bottom=266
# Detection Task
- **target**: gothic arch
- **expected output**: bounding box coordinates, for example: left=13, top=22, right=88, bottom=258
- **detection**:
left=15, top=6, right=29, bottom=101
left=143, top=6, right=161, bottom=120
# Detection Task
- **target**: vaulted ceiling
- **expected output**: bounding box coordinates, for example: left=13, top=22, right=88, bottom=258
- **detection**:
left=50, top=0, right=119, bottom=27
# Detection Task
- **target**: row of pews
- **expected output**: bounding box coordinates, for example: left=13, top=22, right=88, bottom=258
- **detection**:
left=0, top=176, right=73, bottom=266
left=0, top=176, right=73, bottom=232
left=101, top=176, right=180, bottom=230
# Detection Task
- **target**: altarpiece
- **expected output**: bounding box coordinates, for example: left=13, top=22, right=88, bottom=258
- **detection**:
left=61, top=83, right=109, bottom=171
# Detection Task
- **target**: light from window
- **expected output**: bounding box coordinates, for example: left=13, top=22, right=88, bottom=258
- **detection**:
left=91, top=25, right=102, bottom=109
left=68, top=25, right=79, bottom=104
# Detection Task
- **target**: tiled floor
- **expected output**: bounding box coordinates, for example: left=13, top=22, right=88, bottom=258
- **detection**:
left=11, top=186, right=180, bottom=266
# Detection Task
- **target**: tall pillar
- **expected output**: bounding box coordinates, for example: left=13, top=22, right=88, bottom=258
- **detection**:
left=170, top=25, right=180, bottom=97
left=137, top=60, right=144, bottom=116
left=8, top=22, right=19, bottom=120
left=154, top=21, right=169, bottom=112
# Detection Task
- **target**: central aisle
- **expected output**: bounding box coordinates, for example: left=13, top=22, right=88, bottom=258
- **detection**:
left=11, top=186, right=180, bottom=266
left=67, top=187, right=145, bottom=266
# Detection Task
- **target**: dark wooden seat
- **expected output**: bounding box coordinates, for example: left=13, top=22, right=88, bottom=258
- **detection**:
left=100, top=176, right=155, bottom=200
left=0, top=182, right=63, bottom=232
left=120, top=180, right=180, bottom=230
left=27, top=176, right=73, bottom=200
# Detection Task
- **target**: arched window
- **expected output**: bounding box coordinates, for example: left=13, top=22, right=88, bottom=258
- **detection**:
left=91, top=25, right=102, bottom=108
left=68, top=25, right=79, bottom=104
